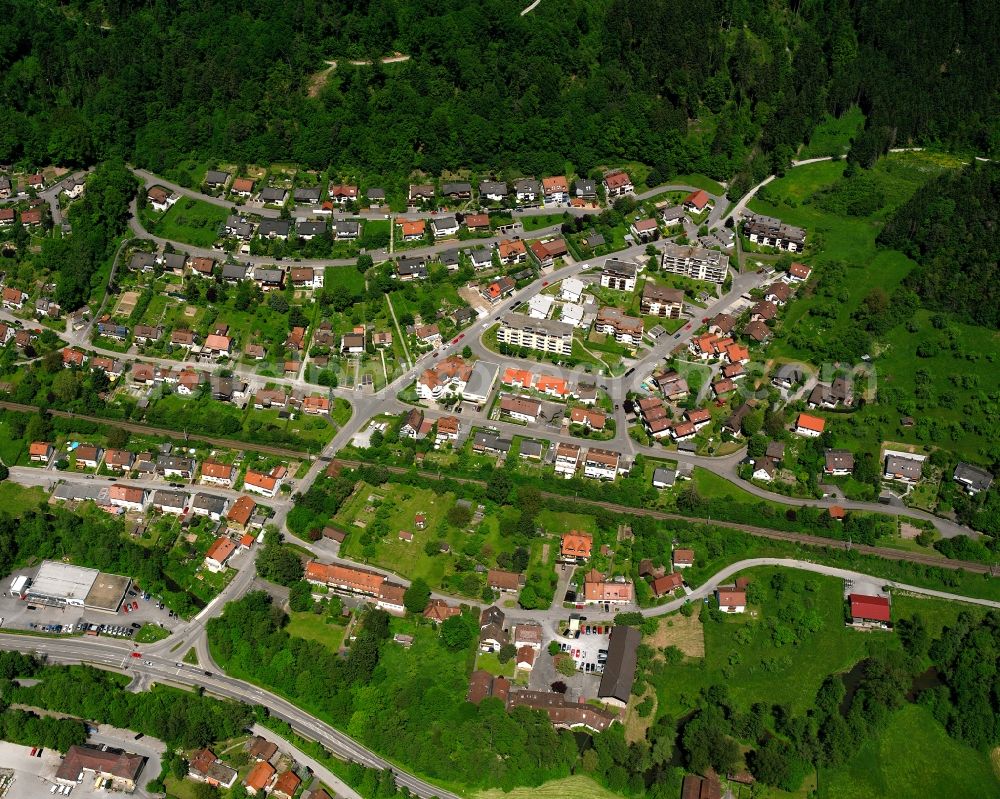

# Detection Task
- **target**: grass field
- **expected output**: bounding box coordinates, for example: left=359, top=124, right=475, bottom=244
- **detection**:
left=149, top=197, right=228, bottom=247
left=522, top=213, right=566, bottom=231
left=668, top=173, right=726, bottom=195
left=286, top=611, right=346, bottom=652
left=536, top=509, right=598, bottom=536
left=818, top=705, right=1000, bottom=799
left=657, top=568, right=877, bottom=714
left=798, top=107, right=865, bottom=159
left=0, top=482, right=48, bottom=515
left=476, top=776, right=623, bottom=799
left=134, top=623, right=170, bottom=644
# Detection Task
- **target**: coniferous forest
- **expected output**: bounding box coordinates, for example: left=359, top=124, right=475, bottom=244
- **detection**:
left=1, top=0, right=997, bottom=197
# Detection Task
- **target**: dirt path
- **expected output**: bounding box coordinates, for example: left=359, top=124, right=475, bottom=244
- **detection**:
left=310, top=54, right=411, bottom=96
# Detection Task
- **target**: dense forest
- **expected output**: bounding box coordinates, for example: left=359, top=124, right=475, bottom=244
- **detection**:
left=879, top=161, right=1000, bottom=329
left=1, top=0, right=997, bottom=193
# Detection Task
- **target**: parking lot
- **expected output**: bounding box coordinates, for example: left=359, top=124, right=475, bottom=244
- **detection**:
left=528, top=617, right=613, bottom=696
left=0, top=572, right=180, bottom=639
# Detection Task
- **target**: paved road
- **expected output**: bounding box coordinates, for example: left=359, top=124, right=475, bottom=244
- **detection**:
left=0, top=634, right=460, bottom=799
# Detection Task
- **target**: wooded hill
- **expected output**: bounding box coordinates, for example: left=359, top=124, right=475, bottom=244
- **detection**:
left=1, top=0, right=997, bottom=193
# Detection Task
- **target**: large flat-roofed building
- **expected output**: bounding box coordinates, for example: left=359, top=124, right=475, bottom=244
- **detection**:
left=26, top=561, right=130, bottom=612
left=496, top=314, right=573, bottom=356
left=55, top=744, right=147, bottom=792
left=659, top=243, right=728, bottom=283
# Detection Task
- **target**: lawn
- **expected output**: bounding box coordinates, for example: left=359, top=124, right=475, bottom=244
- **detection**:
left=286, top=611, right=347, bottom=652
left=668, top=173, right=726, bottom=195
left=0, top=482, right=48, bottom=515
left=522, top=213, right=566, bottom=231
left=134, top=623, right=170, bottom=644
left=148, top=197, right=228, bottom=247
left=536, top=509, right=597, bottom=536
left=818, top=704, right=1000, bottom=799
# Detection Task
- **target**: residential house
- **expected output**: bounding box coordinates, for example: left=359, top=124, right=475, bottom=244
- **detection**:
left=716, top=587, right=746, bottom=613
left=709, top=313, right=736, bottom=335
left=584, top=569, right=633, bottom=604
left=104, top=449, right=135, bottom=472
left=513, top=622, right=543, bottom=650
left=794, top=413, right=825, bottom=438
left=415, top=323, right=441, bottom=345
left=424, top=599, right=461, bottom=623
left=651, top=572, right=683, bottom=597
left=252, top=267, right=284, bottom=289
left=480, top=275, right=516, bottom=304
left=771, top=363, right=804, bottom=390
left=514, top=179, right=541, bottom=204
left=189, top=256, right=215, bottom=278
left=366, top=187, right=386, bottom=207
left=430, top=216, right=460, bottom=237
left=560, top=532, right=593, bottom=562
left=574, top=179, right=597, bottom=200
left=583, top=447, right=623, bottom=480
left=560, top=276, right=585, bottom=303
left=745, top=320, right=772, bottom=343
left=296, top=220, right=327, bottom=240
left=333, top=220, right=360, bottom=240
left=765, top=281, right=792, bottom=305
left=407, top=184, right=435, bottom=204
left=226, top=495, right=257, bottom=529
left=479, top=181, right=508, bottom=202
left=400, top=408, right=425, bottom=439
left=441, top=182, right=472, bottom=201
left=244, top=467, right=285, bottom=497
left=204, top=170, right=231, bottom=189
left=954, top=462, right=994, bottom=495
left=397, top=218, right=425, bottom=242
left=603, top=171, right=634, bottom=198
left=661, top=206, right=685, bottom=227
left=157, top=455, right=195, bottom=479
left=600, top=259, right=637, bottom=291
left=472, top=430, right=511, bottom=456
left=396, top=256, right=428, bottom=280
left=499, top=394, right=542, bottom=423
left=570, top=407, right=606, bottom=431
left=640, top=283, right=684, bottom=317
left=108, top=485, right=146, bottom=513
left=488, top=570, right=523, bottom=594
left=673, top=549, right=695, bottom=569
left=329, top=184, right=359, bottom=204
left=271, top=771, right=301, bottom=799
left=147, top=186, right=176, bottom=212
left=151, top=489, right=188, bottom=515
left=74, top=445, right=103, bottom=469
left=292, top=186, right=321, bottom=204
left=54, top=745, right=146, bottom=793
left=786, top=262, right=812, bottom=282
left=808, top=377, right=853, bottom=408
left=201, top=460, right=237, bottom=487
left=884, top=453, right=924, bottom=484
left=257, top=219, right=290, bottom=239
left=554, top=442, right=582, bottom=478
left=683, top=189, right=712, bottom=213
left=188, top=748, right=237, bottom=789
left=231, top=178, right=255, bottom=197
left=204, top=536, right=237, bottom=572
left=258, top=187, right=288, bottom=205
left=133, top=324, right=162, bottom=345
left=244, top=761, right=276, bottom=795
left=464, top=213, right=490, bottom=232
left=29, top=442, right=54, bottom=463
left=630, top=218, right=659, bottom=242
left=222, top=263, right=248, bottom=282
left=542, top=175, right=569, bottom=204
left=223, top=216, right=253, bottom=239
left=62, top=348, right=85, bottom=368
left=302, top=395, right=330, bottom=415
left=96, top=317, right=128, bottom=341
left=651, top=468, right=676, bottom=489
left=1, top=287, right=27, bottom=310
left=743, top=213, right=806, bottom=252
left=498, top=238, right=527, bottom=265
left=20, top=207, right=42, bottom=226
left=519, top=439, right=543, bottom=460
left=341, top=332, right=365, bottom=355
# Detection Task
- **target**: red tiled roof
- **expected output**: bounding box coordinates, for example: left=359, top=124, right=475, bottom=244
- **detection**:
left=849, top=594, right=890, bottom=622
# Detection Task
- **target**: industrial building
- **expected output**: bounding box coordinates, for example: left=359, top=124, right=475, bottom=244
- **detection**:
left=25, top=560, right=131, bottom=612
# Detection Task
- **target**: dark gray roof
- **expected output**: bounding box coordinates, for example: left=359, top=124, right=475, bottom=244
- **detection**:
left=334, top=220, right=361, bottom=236
left=598, top=625, right=640, bottom=703
left=259, top=187, right=287, bottom=202
left=473, top=431, right=511, bottom=453
left=222, top=263, right=247, bottom=281
left=442, top=182, right=472, bottom=195
left=431, top=216, right=459, bottom=232
left=223, top=216, right=253, bottom=238
left=253, top=267, right=284, bottom=283
left=157, top=455, right=195, bottom=472
left=152, top=489, right=188, bottom=508
left=520, top=440, right=543, bottom=458
left=439, top=248, right=462, bottom=267
left=397, top=258, right=428, bottom=277
left=603, top=259, right=637, bottom=278
left=257, top=219, right=290, bottom=237
left=652, top=468, right=675, bottom=486
left=366, top=187, right=386, bottom=199
left=575, top=179, right=596, bottom=195
left=661, top=205, right=685, bottom=222
left=583, top=233, right=605, bottom=247
left=161, top=252, right=187, bottom=270
left=191, top=493, right=227, bottom=515
left=130, top=252, right=156, bottom=270
left=479, top=181, right=507, bottom=196
left=205, top=170, right=230, bottom=185
left=453, top=307, right=475, bottom=323
left=514, top=179, right=540, bottom=194
left=954, top=462, right=993, bottom=492
left=467, top=249, right=491, bottom=265
left=296, top=220, right=327, bottom=237
left=293, top=186, right=321, bottom=202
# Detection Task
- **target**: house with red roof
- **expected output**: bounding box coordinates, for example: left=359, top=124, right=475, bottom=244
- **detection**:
left=794, top=413, right=826, bottom=438
left=848, top=593, right=891, bottom=627
left=683, top=189, right=712, bottom=213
